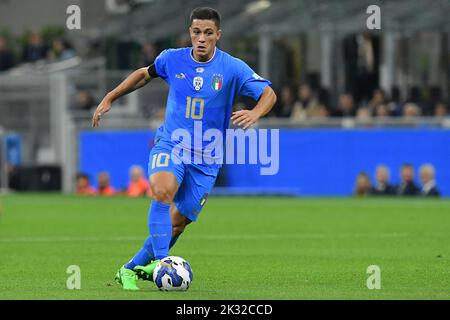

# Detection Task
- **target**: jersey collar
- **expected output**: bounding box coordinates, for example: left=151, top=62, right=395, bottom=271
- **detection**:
left=190, top=47, right=217, bottom=64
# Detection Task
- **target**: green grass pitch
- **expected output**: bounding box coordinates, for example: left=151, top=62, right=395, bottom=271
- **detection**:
left=0, top=194, right=449, bottom=299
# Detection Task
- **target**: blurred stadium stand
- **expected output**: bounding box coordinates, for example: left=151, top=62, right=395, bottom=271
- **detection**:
left=1, top=0, right=450, bottom=195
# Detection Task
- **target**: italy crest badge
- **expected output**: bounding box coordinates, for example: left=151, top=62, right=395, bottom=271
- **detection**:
left=212, top=74, right=223, bottom=91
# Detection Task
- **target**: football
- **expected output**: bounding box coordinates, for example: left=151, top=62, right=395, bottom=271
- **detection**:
left=153, top=256, right=193, bottom=291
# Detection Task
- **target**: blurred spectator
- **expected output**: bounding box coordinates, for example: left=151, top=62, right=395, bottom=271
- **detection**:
left=75, top=173, right=96, bottom=195
left=0, top=36, right=14, bottom=71
left=406, top=86, right=422, bottom=103
left=370, top=165, right=396, bottom=195
left=423, top=86, right=442, bottom=116
left=356, top=107, right=372, bottom=123
left=419, top=164, right=440, bottom=197
left=51, top=39, right=76, bottom=61
left=388, top=86, right=403, bottom=116
left=309, top=104, right=329, bottom=119
left=374, top=103, right=390, bottom=117
left=317, top=88, right=331, bottom=109
left=22, top=32, right=48, bottom=63
left=127, top=165, right=150, bottom=197
left=141, top=42, right=157, bottom=66
left=274, top=85, right=295, bottom=118
left=97, top=171, right=116, bottom=196
left=73, top=90, right=96, bottom=112
left=406, top=86, right=423, bottom=112
left=434, top=102, right=448, bottom=118
left=233, top=83, right=450, bottom=120
left=403, top=102, right=421, bottom=117
left=367, top=88, right=386, bottom=112
left=397, top=164, right=420, bottom=196
left=354, top=172, right=371, bottom=196
left=343, top=32, right=380, bottom=103
left=291, top=84, right=320, bottom=120
left=331, top=93, right=356, bottom=117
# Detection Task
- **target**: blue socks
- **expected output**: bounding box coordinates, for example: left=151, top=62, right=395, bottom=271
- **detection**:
left=124, top=236, right=154, bottom=270
left=147, top=201, right=172, bottom=260
left=124, top=201, right=182, bottom=270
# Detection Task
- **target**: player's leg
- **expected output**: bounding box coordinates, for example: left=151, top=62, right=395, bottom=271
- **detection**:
left=147, top=171, right=179, bottom=259
left=117, top=171, right=179, bottom=289
left=164, top=165, right=217, bottom=252
left=123, top=171, right=179, bottom=269
left=166, top=165, right=217, bottom=253
left=116, top=145, right=184, bottom=290
left=172, top=165, right=217, bottom=223
left=134, top=204, right=191, bottom=281
left=169, top=204, right=192, bottom=249
left=135, top=167, right=215, bottom=282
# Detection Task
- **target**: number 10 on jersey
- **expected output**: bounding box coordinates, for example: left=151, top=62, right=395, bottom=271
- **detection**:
left=186, top=96, right=204, bottom=119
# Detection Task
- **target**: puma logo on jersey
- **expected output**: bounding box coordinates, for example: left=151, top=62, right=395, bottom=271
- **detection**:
left=175, top=73, right=186, bottom=79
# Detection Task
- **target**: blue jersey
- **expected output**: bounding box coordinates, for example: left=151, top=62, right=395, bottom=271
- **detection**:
left=153, top=47, right=271, bottom=175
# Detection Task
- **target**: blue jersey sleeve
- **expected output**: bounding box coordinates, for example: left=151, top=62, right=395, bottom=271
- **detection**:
left=154, top=49, right=171, bottom=82
left=235, top=59, right=271, bottom=101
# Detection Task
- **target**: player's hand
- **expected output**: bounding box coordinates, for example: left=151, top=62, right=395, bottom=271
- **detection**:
left=92, top=99, right=111, bottom=127
left=231, top=109, right=260, bottom=129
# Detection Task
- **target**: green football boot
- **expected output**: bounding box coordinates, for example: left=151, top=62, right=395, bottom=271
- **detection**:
left=115, top=266, right=139, bottom=291
left=134, top=260, right=161, bottom=282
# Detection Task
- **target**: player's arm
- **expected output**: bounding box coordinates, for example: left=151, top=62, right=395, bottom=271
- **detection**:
left=231, top=86, right=277, bottom=129
left=92, top=65, right=155, bottom=127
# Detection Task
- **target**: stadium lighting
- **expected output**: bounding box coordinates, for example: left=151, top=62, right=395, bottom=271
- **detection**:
left=245, top=0, right=271, bottom=15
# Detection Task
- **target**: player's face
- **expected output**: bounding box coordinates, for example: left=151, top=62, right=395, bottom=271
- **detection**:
left=189, top=19, right=221, bottom=62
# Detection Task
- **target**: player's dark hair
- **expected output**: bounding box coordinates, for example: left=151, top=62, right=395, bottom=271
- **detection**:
left=190, top=7, right=221, bottom=29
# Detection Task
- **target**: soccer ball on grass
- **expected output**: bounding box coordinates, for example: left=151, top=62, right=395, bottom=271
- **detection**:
left=153, top=256, right=193, bottom=291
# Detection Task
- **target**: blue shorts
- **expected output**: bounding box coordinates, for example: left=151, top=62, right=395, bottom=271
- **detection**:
left=148, top=142, right=218, bottom=222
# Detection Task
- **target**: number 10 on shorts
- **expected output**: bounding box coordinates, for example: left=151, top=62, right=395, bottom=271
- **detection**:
left=152, top=153, right=170, bottom=169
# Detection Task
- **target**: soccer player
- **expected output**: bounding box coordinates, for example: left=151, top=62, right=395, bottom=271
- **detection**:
left=92, top=7, right=277, bottom=290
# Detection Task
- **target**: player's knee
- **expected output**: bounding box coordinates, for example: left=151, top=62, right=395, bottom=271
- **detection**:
left=152, top=187, right=175, bottom=203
